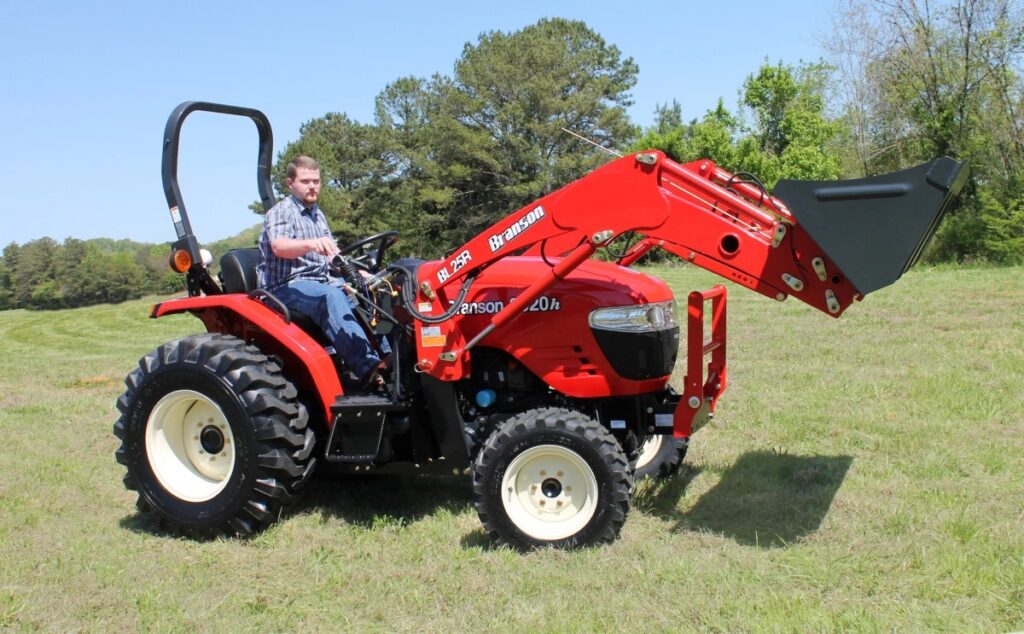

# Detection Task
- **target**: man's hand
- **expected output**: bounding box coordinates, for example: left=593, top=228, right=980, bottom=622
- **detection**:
left=307, top=236, right=339, bottom=257
left=270, top=236, right=339, bottom=259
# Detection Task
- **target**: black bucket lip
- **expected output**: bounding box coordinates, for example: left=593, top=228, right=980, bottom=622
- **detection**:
left=774, top=157, right=968, bottom=295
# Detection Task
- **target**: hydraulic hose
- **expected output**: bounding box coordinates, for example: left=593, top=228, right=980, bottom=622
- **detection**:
left=400, top=270, right=478, bottom=324
left=725, top=171, right=769, bottom=207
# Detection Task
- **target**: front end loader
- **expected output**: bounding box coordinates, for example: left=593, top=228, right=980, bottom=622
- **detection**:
left=114, top=102, right=967, bottom=549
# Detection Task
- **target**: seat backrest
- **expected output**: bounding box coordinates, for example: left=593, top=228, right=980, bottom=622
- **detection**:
left=219, top=248, right=260, bottom=294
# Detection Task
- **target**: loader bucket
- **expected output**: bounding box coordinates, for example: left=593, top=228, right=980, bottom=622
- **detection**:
left=773, top=157, right=968, bottom=295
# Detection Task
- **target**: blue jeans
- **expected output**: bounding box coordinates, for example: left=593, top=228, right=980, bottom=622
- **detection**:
left=274, top=279, right=390, bottom=379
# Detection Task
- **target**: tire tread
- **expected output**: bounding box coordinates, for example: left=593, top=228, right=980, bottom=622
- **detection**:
left=113, top=333, right=316, bottom=538
left=471, top=407, right=632, bottom=550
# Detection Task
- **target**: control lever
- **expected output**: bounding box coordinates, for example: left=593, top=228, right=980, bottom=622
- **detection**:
left=329, top=254, right=364, bottom=285
left=328, top=254, right=345, bottom=278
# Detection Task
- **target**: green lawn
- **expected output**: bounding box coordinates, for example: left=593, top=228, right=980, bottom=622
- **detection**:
left=1, top=265, right=1021, bottom=631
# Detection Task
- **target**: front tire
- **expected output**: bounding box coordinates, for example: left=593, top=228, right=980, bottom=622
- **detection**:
left=633, top=435, right=689, bottom=480
left=472, top=408, right=631, bottom=549
left=114, top=333, right=316, bottom=537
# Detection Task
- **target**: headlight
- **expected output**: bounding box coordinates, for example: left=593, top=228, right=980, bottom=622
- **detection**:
left=589, top=300, right=677, bottom=333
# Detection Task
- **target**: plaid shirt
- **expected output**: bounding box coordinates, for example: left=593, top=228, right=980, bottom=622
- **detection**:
left=257, top=195, right=332, bottom=291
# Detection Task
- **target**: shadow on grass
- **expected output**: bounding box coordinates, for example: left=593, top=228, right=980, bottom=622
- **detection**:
left=638, top=451, right=853, bottom=549
left=633, top=464, right=703, bottom=517
left=119, top=452, right=850, bottom=549
left=298, top=472, right=474, bottom=529
left=119, top=510, right=184, bottom=539
left=459, top=528, right=492, bottom=551
left=119, top=472, right=474, bottom=538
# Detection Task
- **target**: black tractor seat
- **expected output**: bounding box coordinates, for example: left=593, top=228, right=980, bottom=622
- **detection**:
left=219, top=248, right=331, bottom=345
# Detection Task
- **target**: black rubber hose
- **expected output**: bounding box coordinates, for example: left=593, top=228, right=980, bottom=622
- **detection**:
left=400, top=271, right=477, bottom=324
left=725, top=171, right=768, bottom=207
left=341, top=258, right=363, bottom=286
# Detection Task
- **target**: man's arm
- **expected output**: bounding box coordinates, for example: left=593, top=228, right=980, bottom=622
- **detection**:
left=270, top=236, right=339, bottom=259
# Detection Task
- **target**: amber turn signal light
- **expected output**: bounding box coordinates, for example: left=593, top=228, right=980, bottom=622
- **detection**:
left=170, top=249, right=192, bottom=272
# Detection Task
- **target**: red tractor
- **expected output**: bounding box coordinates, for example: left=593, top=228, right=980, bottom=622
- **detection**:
left=114, top=102, right=967, bottom=549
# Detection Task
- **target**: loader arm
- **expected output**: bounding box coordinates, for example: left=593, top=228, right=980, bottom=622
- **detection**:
left=423, top=150, right=967, bottom=313
left=413, top=150, right=966, bottom=378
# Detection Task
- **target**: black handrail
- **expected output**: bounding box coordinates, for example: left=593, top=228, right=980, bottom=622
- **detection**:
left=161, top=101, right=276, bottom=296
left=158, top=100, right=274, bottom=241
left=248, top=289, right=291, bottom=323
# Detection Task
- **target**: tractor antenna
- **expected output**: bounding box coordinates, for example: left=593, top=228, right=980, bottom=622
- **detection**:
left=560, top=127, right=623, bottom=159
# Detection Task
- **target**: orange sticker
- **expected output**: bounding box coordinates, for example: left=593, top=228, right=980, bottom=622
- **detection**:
left=421, top=326, right=446, bottom=348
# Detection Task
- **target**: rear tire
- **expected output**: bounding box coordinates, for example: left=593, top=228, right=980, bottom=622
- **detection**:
left=633, top=435, right=688, bottom=480
left=114, top=333, right=316, bottom=537
left=472, top=408, right=631, bottom=549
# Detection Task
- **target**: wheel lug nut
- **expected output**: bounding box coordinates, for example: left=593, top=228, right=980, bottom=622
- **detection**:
left=557, top=470, right=563, bottom=477
left=540, top=470, right=546, bottom=476
left=199, top=450, right=205, bottom=454
left=565, top=486, right=572, bottom=492
left=208, top=418, right=213, bottom=423
left=530, top=485, right=537, bottom=492
left=556, top=501, right=563, bottom=508
left=194, top=436, right=199, bottom=441
left=539, top=500, right=545, bottom=507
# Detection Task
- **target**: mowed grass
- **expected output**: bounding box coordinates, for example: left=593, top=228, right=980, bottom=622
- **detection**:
left=0, top=265, right=1021, bottom=632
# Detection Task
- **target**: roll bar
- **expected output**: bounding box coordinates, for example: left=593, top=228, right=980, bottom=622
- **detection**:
left=161, top=101, right=276, bottom=296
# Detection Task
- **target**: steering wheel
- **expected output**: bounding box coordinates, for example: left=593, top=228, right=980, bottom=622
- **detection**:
left=335, top=230, right=400, bottom=274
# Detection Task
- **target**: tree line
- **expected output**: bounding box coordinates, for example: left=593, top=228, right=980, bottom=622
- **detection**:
left=0, top=230, right=259, bottom=311
left=279, top=5, right=1022, bottom=265
left=0, top=238, right=176, bottom=311
left=3, top=2, right=1020, bottom=311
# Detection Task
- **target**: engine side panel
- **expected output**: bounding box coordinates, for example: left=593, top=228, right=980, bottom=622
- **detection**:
left=417, top=257, right=677, bottom=397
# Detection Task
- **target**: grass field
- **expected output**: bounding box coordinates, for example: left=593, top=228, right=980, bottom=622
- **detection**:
left=0, top=265, right=1021, bottom=631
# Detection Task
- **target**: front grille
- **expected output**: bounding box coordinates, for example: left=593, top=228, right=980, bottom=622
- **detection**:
left=591, top=327, right=679, bottom=380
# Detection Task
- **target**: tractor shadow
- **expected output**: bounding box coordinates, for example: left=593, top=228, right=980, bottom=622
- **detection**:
left=119, top=452, right=850, bottom=549
left=636, top=450, right=853, bottom=549
left=301, top=471, right=497, bottom=548
left=118, top=473, right=474, bottom=539
left=298, top=472, right=474, bottom=529
left=119, top=510, right=186, bottom=539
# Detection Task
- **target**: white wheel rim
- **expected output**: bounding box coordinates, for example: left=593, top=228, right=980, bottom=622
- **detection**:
left=500, top=444, right=599, bottom=541
left=145, top=389, right=236, bottom=503
left=635, top=435, right=665, bottom=470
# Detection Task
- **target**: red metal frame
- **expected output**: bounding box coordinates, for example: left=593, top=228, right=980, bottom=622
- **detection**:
left=148, top=149, right=946, bottom=423
left=419, top=256, right=676, bottom=397
left=413, top=151, right=859, bottom=382
left=673, top=285, right=727, bottom=438
left=151, top=295, right=342, bottom=422
left=141, top=150, right=866, bottom=423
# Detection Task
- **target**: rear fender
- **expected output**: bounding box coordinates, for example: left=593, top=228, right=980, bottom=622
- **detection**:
left=151, top=294, right=342, bottom=422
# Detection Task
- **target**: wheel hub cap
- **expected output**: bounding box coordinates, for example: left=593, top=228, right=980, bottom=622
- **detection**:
left=200, top=425, right=225, bottom=454
left=541, top=478, right=562, bottom=498
left=145, top=389, right=236, bottom=503
left=500, top=444, right=599, bottom=541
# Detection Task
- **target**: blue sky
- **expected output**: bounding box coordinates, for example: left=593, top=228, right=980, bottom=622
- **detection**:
left=0, top=0, right=833, bottom=247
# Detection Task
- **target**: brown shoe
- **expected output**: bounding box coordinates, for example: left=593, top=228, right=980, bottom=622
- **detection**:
left=359, top=359, right=388, bottom=390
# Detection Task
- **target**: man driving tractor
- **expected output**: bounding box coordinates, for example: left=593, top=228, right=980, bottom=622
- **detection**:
left=257, top=155, right=390, bottom=389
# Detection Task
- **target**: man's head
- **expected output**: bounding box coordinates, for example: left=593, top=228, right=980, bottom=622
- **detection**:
left=286, top=155, right=321, bottom=207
